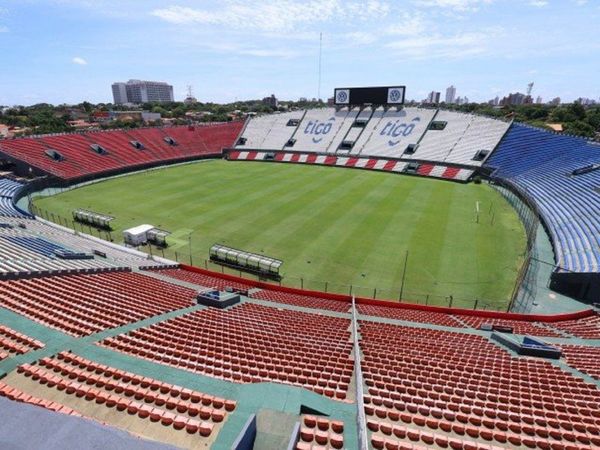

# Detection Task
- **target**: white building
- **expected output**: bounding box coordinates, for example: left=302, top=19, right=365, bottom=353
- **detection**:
left=112, top=79, right=174, bottom=105
left=445, top=85, right=456, bottom=104
left=123, top=224, right=155, bottom=246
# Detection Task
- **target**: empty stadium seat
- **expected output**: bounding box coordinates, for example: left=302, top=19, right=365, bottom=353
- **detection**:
left=360, top=321, right=600, bottom=450
left=101, top=303, right=354, bottom=399
left=0, top=272, right=195, bottom=336
left=486, top=123, right=600, bottom=274
left=0, top=122, right=243, bottom=181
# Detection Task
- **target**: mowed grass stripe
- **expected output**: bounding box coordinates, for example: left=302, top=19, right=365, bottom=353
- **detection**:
left=320, top=174, right=415, bottom=288
left=33, top=160, right=526, bottom=309
left=215, top=166, right=356, bottom=250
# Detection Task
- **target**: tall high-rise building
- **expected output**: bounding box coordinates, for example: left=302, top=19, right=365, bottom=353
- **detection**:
left=445, top=85, right=456, bottom=104
left=112, top=83, right=128, bottom=105
left=111, top=80, right=174, bottom=105
left=426, top=91, right=441, bottom=104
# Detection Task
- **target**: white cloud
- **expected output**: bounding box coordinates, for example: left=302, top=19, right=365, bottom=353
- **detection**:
left=529, top=0, right=548, bottom=6
left=386, top=27, right=504, bottom=60
left=238, top=48, right=298, bottom=58
left=385, top=13, right=427, bottom=36
left=345, top=31, right=378, bottom=45
left=72, top=56, right=88, bottom=65
left=412, top=0, right=493, bottom=12
left=151, top=1, right=390, bottom=32
left=0, top=25, right=9, bottom=33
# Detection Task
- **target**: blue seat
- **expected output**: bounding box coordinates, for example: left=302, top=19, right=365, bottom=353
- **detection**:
left=486, top=123, right=600, bottom=273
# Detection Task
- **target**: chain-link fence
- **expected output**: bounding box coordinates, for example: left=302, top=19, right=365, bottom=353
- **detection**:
left=488, top=178, right=561, bottom=313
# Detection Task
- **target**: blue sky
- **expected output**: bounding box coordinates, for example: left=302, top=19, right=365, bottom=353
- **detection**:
left=0, top=0, right=598, bottom=105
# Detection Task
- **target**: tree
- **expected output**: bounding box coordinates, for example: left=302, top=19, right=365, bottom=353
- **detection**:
left=563, top=121, right=595, bottom=138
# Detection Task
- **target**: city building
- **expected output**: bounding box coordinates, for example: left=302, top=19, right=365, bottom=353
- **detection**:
left=426, top=91, right=441, bottom=104
left=576, top=97, right=597, bottom=105
left=262, top=94, right=279, bottom=108
left=549, top=97, right=561, bottom=106
left=445, top=85, right=456, bottom=104
left=487, top=96, right=500, bottom=106
left=500, top=92, right=533, bottom=106
left=111, top=80, right=174, bottom=105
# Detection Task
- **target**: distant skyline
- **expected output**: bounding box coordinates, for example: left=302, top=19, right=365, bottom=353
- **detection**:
left=0, top=0, right=599, bottom=106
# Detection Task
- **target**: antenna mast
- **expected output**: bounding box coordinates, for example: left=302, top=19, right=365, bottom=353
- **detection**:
left=318, top=32, right=323, bottom=101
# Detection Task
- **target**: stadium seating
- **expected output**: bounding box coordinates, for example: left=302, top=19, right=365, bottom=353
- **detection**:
left=235, top=108, right=506, bottom=168
left=39, top=134, right=125, bottom=175
left=0, top=216, right=173, bottom=274
left=486, top=123, right=600, bottom=274
left=455, top=316, right=561, bottom=337
left=0, top=122, right=243, bottom=181
left=442, top=115, right=510, bottom=166
left=290, top=108, right=351, bottom=153
left=0, top=272, right=195, bottom=336
left=361, top=321, right=600, bottom=449
left=154, top=267, right=255, bottom=291
left=240, top=111, right=304, bottom=150
left=229, top=107, right=512, bottom=185
left=350, top=108, right=386, bottom=155
left=12, top=351, right=235, bottom=438
left=0, top=381, right=81, bottom=417
left=0, top=177, right=28, bottom=217
left=560, top=345, right=600, bottom=381
left=84, top=129, right=159, bottom=166
left=356, top=107, right=436, bottom=158
left=0, top=137, right=81, bottom=179
left=0, top=234, right=115, bottom=275
left=549, top=313, right=600, bottom=339
left=0, top=178, right=24, bottom=197
left=357, top=303, right=464, bottom=328
left=408, top=110, right=508, bottom=166
left=0, top=324, right=44, bottom=361
left=237, top=114, right=283, bottom=149
left=250, top=289, right=350, bottom=313
left=340, top=108, right=374, bottom=153
left=326, top=108, right=360, bottom=153
left=405, top=110, right=473, bottom=161
left=298, top=415, right=345, bottom=449
left=167, top=122, right=243, bottom=155
left=101, top=303, right=354, bottom=399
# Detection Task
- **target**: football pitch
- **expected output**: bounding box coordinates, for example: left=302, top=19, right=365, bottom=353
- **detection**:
left=33, top=160, right=526, bottom=309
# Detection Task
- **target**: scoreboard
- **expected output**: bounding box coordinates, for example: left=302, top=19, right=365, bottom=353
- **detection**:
left=334, top=86, right=406, bottom=106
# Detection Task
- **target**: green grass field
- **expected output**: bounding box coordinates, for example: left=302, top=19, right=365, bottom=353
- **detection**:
left=33, top=160, right=526, bottom=309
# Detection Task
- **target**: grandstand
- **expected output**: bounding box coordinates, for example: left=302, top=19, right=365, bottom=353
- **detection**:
left=0, top=177, right=29, bottom=217
left=0, top=122, right=243, bottom=181
left=486, top=123, right=600, bottom=299
left=1, top=90, right=600, bottom=448
left=235, top=107, right=510, bottom=167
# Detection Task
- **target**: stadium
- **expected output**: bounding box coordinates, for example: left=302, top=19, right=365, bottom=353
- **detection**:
left=0, top=82, right=599, bottom=450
